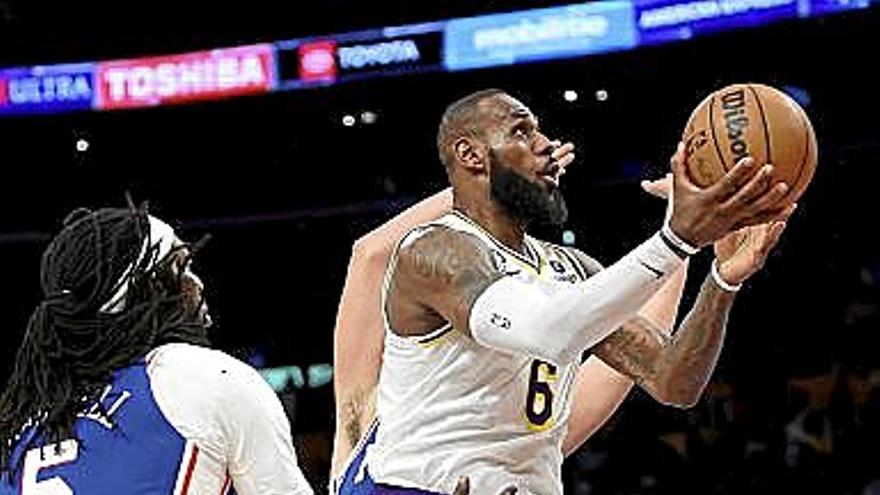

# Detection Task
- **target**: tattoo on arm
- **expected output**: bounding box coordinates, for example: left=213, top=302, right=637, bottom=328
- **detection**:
left=593, top=319, right=668, bottom=388
left=397, top=227, right=503, bottom=334
left=594, top=274, right=736, bottom=407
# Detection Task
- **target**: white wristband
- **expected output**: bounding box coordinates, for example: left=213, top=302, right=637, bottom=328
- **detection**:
left=711, top=259, right=742, bottom=292
left=661, top=219, right=700, bottom=257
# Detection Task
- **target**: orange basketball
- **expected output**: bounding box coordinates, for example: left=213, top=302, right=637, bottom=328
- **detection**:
left=681, top=83, right=818, bottom=204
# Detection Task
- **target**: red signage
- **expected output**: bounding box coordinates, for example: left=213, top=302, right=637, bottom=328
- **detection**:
left=96, top=44, right=276, bottom=109
left=297, top=41, right=337, bottom=82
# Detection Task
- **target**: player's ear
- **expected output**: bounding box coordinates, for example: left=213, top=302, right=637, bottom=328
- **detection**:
left=453, top=136, right=487, bottom=174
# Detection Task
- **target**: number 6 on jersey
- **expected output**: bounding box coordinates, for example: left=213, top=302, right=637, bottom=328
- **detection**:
left=525, top=360, right=557, bottom=430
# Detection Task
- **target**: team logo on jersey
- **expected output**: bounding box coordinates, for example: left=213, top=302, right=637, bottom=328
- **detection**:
left=549, top=258, right=579, bottom=283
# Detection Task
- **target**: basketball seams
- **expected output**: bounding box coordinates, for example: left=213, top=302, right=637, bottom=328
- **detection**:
left=747, top=84, right=772, bottom=166
left=790, top=107, right=813, bottom=199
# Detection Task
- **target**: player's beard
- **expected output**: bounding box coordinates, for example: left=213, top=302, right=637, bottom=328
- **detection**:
left=181, top=284, right=213, bottom=330
left=489, top=150, right=568, bottom=227
left=165, top=270, right=213, bottom=341
left=188, top=297, right=212, bottom=329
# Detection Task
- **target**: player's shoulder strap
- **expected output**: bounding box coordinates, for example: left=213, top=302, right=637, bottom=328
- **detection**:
left=443, top=211, right=549, bottom=273
left=382, top=210, right=496, bottom=291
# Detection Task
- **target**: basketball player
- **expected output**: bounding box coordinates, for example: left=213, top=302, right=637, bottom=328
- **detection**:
left=331, top=182, right=689, bottom=495
left=0, top=205, right=312, bottom=495
left=339, top=89, right=794, bottom=495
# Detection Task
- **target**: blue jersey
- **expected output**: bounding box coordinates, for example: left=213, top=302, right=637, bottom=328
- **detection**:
left=1, top=360, right=202, bottom=495
left=1, top=343, right=311, bottom=495
left=335, top=420, right=377, bottom=495
left=335, top=422, right=441, bottom=495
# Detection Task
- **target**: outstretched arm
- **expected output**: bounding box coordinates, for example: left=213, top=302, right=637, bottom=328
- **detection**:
left=561, top=172, right=690, bottom=457
left=593, top=217, right=790, bottom=408
left=331, top=189, right=452, bottom=477
left=389, top=214, right=692, bottom=363
left=592, top=274, right=733, bottom=408
left=562, top=257, right=688, bottom=456
left=562, top=171, right=792, bottom=455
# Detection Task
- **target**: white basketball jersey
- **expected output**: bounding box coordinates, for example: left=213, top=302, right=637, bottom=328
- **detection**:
left=365, top=211, right=590, bottom=495
left=0, top=343, right=312, bottom=495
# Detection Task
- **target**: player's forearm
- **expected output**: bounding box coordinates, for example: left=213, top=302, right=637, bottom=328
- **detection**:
left=355, top=188, right=452, bottom=257
left=469, top=232, right=686, bottom=365
left=333, top=191, right=451, bottom=418
left=332, top=247, right=385, bottom=402
left=562, top=263, right=689, bottom=455
left=638, top=260, right=688, bottom=332
left=651, top=274, right=735, bottom=407
left=332, top=191, right=452, bottom=476
left=331, top=246, right=387, bottom=467
left=593, top=272, right=734, bottom=408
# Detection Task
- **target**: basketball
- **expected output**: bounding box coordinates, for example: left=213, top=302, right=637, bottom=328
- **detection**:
left=681, top=83, right=818, bottom=204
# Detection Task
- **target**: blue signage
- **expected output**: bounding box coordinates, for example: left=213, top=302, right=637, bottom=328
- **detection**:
left=0, top=63, right=95, bottom=115
left=444, top=2, right=638, bottom=71
left=808, top=0, right=870, bottom=16
left=636, top=0, right=801, bottom=44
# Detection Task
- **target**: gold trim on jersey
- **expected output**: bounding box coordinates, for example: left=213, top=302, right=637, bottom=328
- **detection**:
left=450, top=210, right=545, bottom=274
left=524, top=414, right=557, bottom=432
left=416, top=324, right=455, bottom=348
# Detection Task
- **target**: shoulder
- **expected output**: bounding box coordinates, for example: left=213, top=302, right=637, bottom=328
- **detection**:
left=394, top=224, right=497, bottom=279
left=147, top=343, right=263, bottom=385
left=146, top=343, right=277, bottom=416
left=397, top=223, right=483, bottom=254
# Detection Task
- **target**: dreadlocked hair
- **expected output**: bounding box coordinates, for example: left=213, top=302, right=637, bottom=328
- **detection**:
left=0, top=206, right=210, bottom=474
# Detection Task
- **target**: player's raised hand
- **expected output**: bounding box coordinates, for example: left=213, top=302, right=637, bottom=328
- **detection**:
left=641, top=173, right=671, bottom=200
left=549, top=140, right=575, bottom=182
left=712, top=206, right=793, bottom=286
left=667, top=142, right=793, bottom=248
left=641, top=173, right=674, bottom=223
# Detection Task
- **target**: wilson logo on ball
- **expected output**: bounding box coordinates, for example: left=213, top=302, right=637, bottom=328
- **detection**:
left=721, top=89, right=750, bottom=163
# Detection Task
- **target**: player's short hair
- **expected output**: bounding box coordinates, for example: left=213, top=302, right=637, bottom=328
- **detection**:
left=436, top=88, right=507, bottom=170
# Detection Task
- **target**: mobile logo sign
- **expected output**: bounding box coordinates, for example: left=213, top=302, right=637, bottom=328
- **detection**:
left=444, top=2, right=637, bottom=71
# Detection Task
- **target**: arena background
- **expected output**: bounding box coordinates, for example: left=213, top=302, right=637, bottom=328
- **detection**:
left=0, top=1, right=878, bottom=493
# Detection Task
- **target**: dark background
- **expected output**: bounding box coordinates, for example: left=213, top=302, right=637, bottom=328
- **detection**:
left=1, top=1, right=878, bottom=493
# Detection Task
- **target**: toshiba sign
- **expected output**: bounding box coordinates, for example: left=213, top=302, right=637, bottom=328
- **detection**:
left=96, top=44, right=276, bottom=109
